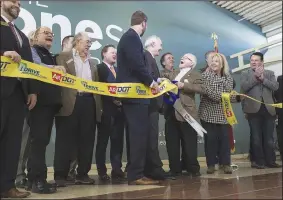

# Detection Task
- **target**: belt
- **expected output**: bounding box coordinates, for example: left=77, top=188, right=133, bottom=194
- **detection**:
left=77, top=92, right=93, bottom=97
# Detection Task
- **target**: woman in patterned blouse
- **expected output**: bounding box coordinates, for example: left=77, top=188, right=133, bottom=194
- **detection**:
left=199, top=53, right=240, bottom=174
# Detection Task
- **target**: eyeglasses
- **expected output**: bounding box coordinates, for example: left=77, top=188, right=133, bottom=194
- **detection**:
left=39, top=31, right=55, bottom=37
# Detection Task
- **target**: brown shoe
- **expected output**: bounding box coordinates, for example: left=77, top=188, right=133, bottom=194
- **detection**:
left=1, top=188, right=31, bottom=198
left=128, top=177, right=160, bottom=185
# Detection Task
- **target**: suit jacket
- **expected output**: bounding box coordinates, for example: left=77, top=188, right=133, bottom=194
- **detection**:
left=56, top=51, right=102, bottom=122
left=97, top=62, right=119, bottom=115
left=274, top=75, right=282, bottom=115
left=0, top=17, right=39, bottom=100
left=163, top=69, right=204, bottom=122
left=116, top=28, right=153, bottom=105
left=240, top=69, right=279, bottom=116
left=144, top=49, right=162, bottom=112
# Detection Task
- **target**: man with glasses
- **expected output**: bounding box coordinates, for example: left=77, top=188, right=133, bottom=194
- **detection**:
left=54, top=32, right=102, bottom=186
left=26, top=26, right=65, bottom=194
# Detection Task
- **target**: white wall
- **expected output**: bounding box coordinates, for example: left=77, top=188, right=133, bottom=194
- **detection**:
left=263, top=34, right=282, bottom=77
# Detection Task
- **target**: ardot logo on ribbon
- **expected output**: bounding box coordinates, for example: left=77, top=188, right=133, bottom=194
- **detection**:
left=108, top=86, right=131, bottom=94
left=52, top=72, right=76, bottom=85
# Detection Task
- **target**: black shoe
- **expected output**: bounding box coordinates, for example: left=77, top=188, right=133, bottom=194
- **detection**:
left=251, top=162, right=257, bottom=168
left=111, top=170, right=126, bottom=181
left=191, top=172, right=201, bottom=177
left=266, top=163, right=281, bottom=168
left=55, top=178, right=75, bottom=187
left=98, top=174, right=111, bottom=182
left=15, top=179, right=27, bottom=189
left=75, top=175, right=95, bottom=185
left=31, top=180, right=57, bottom=194
left=165, top=171, right=182, bottom=180
left=254, top=164, right=265, bottom=169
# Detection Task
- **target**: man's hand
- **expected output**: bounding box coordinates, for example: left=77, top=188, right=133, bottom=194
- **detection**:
left=175, top=82, right=184, bottom=89
left=53, top=65, right=66, bottom=73
left=157, top=78, right=168, bottom=83
left=150, top=81, right=160, bottom=93
left=27, top=94, right=37, bottom=110
left=113, top=100, right=122, bottom=106
left=258, top=73, right=264, bottom=81
left=4, top=51, right=21, bottom=63
left=255, top=64, right=264, bottom=77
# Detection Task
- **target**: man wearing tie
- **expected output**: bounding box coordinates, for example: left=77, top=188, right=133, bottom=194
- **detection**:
left=143, top=36, right=166, bottom=180
left=95, top=45, right=129, bottom=182
left=1, top=1, right=37, bottom=198
left=116, top=11, right=161, bottom=185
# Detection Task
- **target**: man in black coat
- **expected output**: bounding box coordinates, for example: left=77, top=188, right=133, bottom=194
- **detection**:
left=143, top=35, right=166, bottom=180
left=274, top=75, right=282, bottom=160
left=0, top=1, right=37, bottom=198
left=116, top=11, right=161, bottom=185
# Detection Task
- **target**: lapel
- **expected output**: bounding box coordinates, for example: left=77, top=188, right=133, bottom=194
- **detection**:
left=65, top=52, right=76, bottom=76
left=180, top=69, right=193, bottom=82
left=89, top=59, right=96, bottom=81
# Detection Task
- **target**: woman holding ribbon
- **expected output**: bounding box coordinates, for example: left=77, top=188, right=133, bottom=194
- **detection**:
left=199, top=53, right=240, bottom=174
left=162, top=53, right=204, bottom=177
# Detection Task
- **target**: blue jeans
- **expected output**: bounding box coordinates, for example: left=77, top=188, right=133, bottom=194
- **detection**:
left=247, top=108, right=276, bottom=166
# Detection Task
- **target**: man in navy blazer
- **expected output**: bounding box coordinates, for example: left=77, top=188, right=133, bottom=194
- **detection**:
left=116, top=11, right=161, bottom=185
left=95, top=44, right=129, bottom=182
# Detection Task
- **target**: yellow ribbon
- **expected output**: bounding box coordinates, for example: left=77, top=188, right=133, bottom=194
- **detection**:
left=222, top=93, right=238, bottom=125
left=0, top=56, right=178, bottom=98
left=222, top=91, right=282, bottom=126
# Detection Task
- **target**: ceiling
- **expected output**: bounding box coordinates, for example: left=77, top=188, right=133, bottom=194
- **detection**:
left=211, top=1, right=282, bottom=27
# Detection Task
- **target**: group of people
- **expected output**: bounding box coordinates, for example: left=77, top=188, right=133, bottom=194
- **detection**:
left=0, top=1, right=281, bottom=199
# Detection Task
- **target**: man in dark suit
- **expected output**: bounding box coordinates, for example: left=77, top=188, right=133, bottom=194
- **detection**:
left=274, top=75, right=282, bottom=160
left=143, top=36, right=166, bottom=180
left=116, top=11, right=161, bottom=185
left=95, top=44, right=129, bottom=182
left=0, top=1, right=38, bottom=198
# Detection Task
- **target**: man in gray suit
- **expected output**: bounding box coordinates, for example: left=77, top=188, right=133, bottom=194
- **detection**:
left=240, top=52, right=280, bottom=169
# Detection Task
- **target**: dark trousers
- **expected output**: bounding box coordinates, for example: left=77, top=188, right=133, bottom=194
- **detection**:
left=123, top=104, right=151, bottom=182
left=16, top=113, right=31, bottom=182
left=0, top=85, right=25, bottom=192
left=247, top=107, right=276, bottom=166
left=144, top=111, right=165, bottom=176
left=54, top=117, right=77, bottom=176
left=201, top=121, right=231, bottom=167
left=277, top=112, right=282, bottom=159
left=54, top=96, right=96, bottom=179
left=95, top=109, right=129, bottom=175
left=27, top=105, right=58, bottom=182
left=165, top=115, right=200, bottom=173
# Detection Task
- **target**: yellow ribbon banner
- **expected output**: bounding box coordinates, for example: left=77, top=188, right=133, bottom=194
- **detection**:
left=222, top=91, right=282, bottom=126
left=0, top=56, right=178, bottom=98
left=222, top=93, right=238, bottom=126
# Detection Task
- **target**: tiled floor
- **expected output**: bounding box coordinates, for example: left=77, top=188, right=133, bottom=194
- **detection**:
left=19, top=160, right=282, bottom=199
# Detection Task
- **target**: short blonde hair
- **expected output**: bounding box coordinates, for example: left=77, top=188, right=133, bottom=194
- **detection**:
left=211, top=53, right=230, bottom=75
left=144, top=35, right=161, bottom=48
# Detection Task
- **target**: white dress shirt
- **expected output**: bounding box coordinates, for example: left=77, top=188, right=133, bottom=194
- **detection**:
left=174, top=67, right=192, bottom=82
left=73, top=49, right=92, bottom=81
left=1, top=15, right=23, bottom=47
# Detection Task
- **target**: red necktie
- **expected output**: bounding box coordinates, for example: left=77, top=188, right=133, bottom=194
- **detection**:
left=8, top=22, right=21, bottom=48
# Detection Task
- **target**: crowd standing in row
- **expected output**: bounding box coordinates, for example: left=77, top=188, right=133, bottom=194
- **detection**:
left=0, top=1, right=281, bottom=198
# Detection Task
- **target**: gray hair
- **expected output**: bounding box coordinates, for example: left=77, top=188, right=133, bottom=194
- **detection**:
left=144, top=35, right=161, bottom=49
left=72, top=32, right=89, bottom=48
left=185, top=53, right=197, bottom=69
left=27, top=30, right=35, bottom=45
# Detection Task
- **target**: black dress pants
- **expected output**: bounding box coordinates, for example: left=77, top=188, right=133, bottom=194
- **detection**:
left=27, top=105, right=59, bottom=182
left=54, top=95, right=96, bottom=179
left=165, top=115, right=200, bottom=174
left=0, top=84, right=25, bottom=192
left=95, top=108, right=128, bottom=175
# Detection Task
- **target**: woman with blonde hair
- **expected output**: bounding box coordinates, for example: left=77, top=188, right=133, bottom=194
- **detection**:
left=199, top=53, right=240, bottom=174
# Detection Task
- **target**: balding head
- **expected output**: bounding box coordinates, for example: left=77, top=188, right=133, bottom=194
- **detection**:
left=73, top=32, right=92, bottom=57
left=179, top=53, right=197, bottom=69
left=144, top=35, right=162, bottom=57
left=34, top=26, right=54, bottom=50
